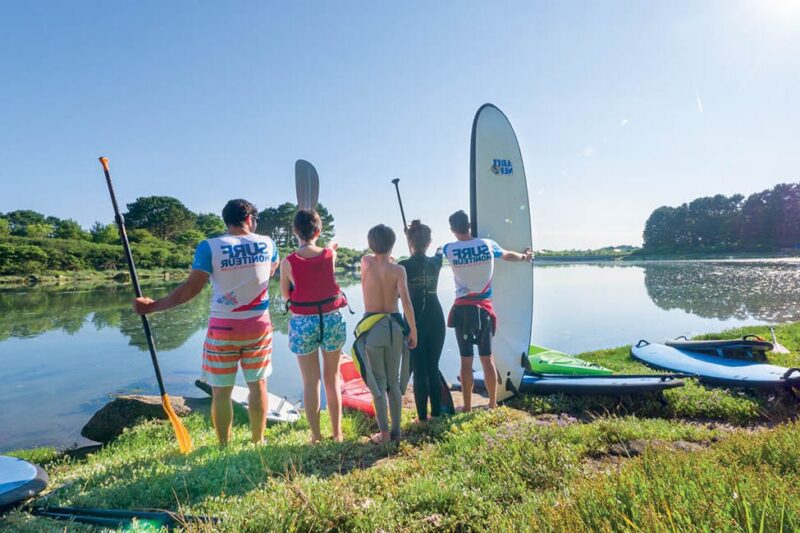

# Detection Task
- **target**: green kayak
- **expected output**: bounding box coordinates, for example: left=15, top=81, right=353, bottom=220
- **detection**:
left=526, top=345, right=612, bottom=375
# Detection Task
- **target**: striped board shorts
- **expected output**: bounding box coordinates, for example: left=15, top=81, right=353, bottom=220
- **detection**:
left=202, top=314, right=273, bottom=387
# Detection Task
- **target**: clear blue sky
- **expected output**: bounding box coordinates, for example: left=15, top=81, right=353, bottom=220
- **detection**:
left=1, top=1, right=798, bottom=249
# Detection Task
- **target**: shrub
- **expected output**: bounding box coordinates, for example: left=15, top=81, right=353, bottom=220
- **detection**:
left=0, top=243, right=49, bottom=274
left=22, top=223, right=53, bottom=239
left=173, top=229, right=205, bottom=247
left=90, top=222, right=119, bottom=244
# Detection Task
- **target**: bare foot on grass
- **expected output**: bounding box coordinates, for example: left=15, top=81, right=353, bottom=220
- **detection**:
left=369, top=432, right=390, bottom=444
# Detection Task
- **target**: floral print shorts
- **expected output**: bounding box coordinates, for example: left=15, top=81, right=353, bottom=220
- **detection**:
left=289, top=310, right=347, bottom=355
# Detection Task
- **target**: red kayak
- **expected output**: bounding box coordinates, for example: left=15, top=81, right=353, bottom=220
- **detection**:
left=340, top=356, right=375, bottom=417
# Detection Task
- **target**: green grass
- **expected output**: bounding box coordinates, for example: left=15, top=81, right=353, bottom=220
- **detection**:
left=3, top=322, right=800, bottom=531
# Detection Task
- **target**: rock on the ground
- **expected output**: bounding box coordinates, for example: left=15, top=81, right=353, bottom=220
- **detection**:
left=81, top=395, right=191, bottom=443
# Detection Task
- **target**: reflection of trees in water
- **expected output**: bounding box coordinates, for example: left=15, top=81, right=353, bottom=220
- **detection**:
left=0, top=286, right=137, bottom=341
left=0, top=275, right=363, bottom=348
left=644, top=261, right=800, bottom=322
left=0, top=283, right=207, bottom=349
left=534, top=262, right=640, bottom=269
left=120, top=295, right=209, bottom=351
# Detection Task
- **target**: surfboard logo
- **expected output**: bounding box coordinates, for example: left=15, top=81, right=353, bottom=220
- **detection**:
left=491, top=159, right=513, bottom=175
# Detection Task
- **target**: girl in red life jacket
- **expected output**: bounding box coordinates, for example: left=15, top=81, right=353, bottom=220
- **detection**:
left=280, top=209, right=348, bottom=443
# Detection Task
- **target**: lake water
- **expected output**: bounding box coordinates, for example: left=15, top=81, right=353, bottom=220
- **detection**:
left=2, top=259, right=800, bottom=452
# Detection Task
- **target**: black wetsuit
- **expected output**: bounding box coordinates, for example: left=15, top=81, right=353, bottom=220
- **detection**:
left=399, top=252, right=445, bottom=419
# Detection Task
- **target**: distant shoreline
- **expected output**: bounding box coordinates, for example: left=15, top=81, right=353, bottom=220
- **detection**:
left=536, top=250, right=800, bottom=263
left=3, top=251, right=800, bottom=289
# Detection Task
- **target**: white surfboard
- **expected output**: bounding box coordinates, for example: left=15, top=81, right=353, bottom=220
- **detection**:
left=470, top=103, right=533, bottom=401
left=194, top=380, right=301, bottom=423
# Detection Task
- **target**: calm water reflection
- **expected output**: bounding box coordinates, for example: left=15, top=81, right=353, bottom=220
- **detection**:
left=2, top=259, right=797, bottom=451
left=643, top=259, right=800, bottom=322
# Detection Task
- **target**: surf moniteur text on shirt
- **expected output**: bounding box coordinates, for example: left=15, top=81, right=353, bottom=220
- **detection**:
left=218, top=241, right=273, bottom=268
left=443, top=238, right=503, bottom=299
left=192, top=233, right=279, bottom=319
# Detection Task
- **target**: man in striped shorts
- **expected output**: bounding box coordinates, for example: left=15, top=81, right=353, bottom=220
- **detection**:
left=134, top=199, right=279, bottom=445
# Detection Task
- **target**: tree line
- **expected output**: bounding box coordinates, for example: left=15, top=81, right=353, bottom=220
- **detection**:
left=0, top=197, right=362, bottom=276
left=642, top=182, right=800, bottom=252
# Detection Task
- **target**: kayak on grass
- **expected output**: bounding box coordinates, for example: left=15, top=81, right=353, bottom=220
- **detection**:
left=632, top=340, right=800, bottom=389
left=525, top=344, right=612, bottom=376
left=665, top=336, right=773, bottom=361
left=339, top=356, right=376, bottom=417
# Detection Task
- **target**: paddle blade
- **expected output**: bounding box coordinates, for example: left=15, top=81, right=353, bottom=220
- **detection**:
left=161, top=394, right=192, bottom=454
left=771, top=327, right=791, bottom=354
left=295, top=159, right=319, bottom=211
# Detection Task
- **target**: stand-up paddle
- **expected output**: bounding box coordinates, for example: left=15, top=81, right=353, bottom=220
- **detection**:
left=295, top=159, right=319, bottom=211
left=31, top=506, right=219, bottom=529
left=98, top=157, right=192, bottom=454
left=391, top=178, right=456, bottom=415
left=294, top=158, right=329, bottom=409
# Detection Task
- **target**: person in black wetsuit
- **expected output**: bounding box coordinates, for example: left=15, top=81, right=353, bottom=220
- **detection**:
left=398, top=220, right=446, bottom=421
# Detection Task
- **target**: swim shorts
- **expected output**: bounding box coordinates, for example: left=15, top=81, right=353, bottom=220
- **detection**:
left=289, top=310, right=347, bottom=355
left=452, top=306, right=494, bottom=357
left=201, top=314, right=273, bottom=387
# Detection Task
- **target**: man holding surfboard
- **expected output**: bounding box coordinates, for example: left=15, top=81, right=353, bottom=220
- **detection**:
left=133, top=199, right=279, bottom=446
left=444, top=210, right=533, bottom=410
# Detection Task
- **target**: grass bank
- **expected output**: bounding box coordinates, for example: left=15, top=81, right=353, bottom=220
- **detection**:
left=3, top=323, right=800, bottom=531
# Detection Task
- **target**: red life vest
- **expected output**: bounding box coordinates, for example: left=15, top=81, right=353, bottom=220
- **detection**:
left=287, top=248, right=347, bottom=314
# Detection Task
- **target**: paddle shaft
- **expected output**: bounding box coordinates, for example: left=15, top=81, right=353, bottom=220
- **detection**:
left=99, top=157, right=168, bottom=397
left=389, top=178, right=456, bottom=413
left=391, top=178, right=409, bottom=233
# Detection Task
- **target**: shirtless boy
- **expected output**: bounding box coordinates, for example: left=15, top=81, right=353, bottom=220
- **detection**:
left=352, top=224, right=417, bottom=443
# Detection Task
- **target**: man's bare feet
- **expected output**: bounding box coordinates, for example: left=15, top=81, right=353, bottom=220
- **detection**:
left=331, top=434, right=344, bottom=443
left=456, top=406, right=471, bottom=413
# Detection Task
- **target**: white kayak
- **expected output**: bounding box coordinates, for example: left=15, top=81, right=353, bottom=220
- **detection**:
left=632, top=341, right=800, bottom=389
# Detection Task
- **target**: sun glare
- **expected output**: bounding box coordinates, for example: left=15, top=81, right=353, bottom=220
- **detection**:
left=757, top=0, right=800, bottom=19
